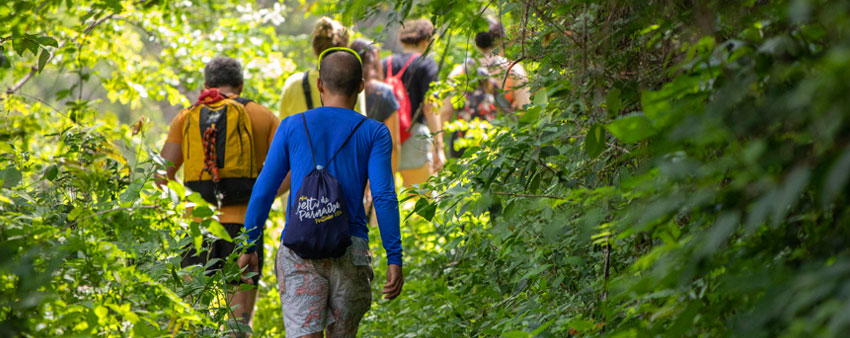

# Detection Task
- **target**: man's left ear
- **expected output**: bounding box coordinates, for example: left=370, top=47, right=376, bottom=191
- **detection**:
left=317, top=77, right=325, bottom=94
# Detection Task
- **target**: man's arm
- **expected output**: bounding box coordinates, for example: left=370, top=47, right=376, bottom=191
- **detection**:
left=368, top=124, right=403, bottom=299
left=155, top=143, right=183, bottom=188
left=243, top=124, right=290, bottom=250
left=156, top=112, right=187, bottom=188
left=264, top=107, right=290, bottom=198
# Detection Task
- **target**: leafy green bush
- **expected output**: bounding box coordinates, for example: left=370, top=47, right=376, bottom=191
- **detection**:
left=355, top=0, right=850, bottom=337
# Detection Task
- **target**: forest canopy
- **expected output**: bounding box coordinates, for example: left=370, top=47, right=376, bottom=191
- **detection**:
left=3, top=0, right=850, bottom=337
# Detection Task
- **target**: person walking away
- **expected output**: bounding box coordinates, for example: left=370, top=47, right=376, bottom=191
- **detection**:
left=240, top=48, right=403, bottom=338
left=351, top=38, right=401, bottom=172
left=157, top=57, right=282, bottom=333
left=276, top=16, right=367, bottom=203
left=279, top=17, right=366, bottom=119
left=351, top=38, right=402, bottom=225
left=439, top=18, right=531, bottom=157
left=383, top=18, right=446, bottom=185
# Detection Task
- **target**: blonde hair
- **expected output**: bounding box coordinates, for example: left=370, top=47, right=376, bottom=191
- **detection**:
left=312, top=17, right=349, bottom=57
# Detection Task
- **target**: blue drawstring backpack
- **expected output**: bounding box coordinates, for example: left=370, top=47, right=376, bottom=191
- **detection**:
left=282, top=113, right=368, bottom=259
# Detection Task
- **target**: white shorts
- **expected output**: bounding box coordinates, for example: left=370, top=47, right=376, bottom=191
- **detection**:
left=399, top=123, right=433, bottom=170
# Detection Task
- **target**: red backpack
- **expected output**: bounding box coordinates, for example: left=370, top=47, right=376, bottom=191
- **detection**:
left=385, top=54, right=420, bottom=143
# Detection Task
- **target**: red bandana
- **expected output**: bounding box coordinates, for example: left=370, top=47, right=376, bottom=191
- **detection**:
left=195, top=88, right=226, bottom=105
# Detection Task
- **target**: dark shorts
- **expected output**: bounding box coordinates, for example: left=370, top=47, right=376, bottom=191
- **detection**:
left=180, top=222, right=264, bottom=286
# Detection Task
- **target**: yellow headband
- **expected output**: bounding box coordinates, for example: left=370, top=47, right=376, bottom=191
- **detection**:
left=317, top=47, right=363, bottom=70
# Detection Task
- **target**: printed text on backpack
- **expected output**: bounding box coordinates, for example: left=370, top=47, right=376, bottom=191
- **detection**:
left=282, top=113, right=369, bottom=259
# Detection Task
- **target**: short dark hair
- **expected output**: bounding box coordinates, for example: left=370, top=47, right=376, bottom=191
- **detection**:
left=399, top=19, right=434, bottom=45
left=319, top=50, right=363, bottom=96
left=474, top=18, right=505, bottom=50
left=204, top=57, right=243, bottom=88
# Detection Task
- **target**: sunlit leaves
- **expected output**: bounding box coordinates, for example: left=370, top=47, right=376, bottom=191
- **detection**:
left=605, top=113, right=656, bottom=144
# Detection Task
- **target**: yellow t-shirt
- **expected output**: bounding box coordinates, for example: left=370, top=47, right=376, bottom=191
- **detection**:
left=279, top=70, right=367, bottom=119
left=166, top=96, right=280, bottom=224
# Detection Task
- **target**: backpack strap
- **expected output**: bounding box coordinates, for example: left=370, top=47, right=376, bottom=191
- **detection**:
left=300, top=113, right=318, bottom=169
left=232, top=97, right=253, bottom=106
left=387, top=54, right=420, bottom=79
left=327, top=117, right=368, bottom=166
left=397, top=53, right=420, bottom=78
left=302, top=70, right=314, bottom=110
left=301, top=113, right=369, bottom=169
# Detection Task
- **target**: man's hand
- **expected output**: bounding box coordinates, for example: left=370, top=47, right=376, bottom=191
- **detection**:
left=237, top=252, right=259, bottom=285
left=382, top=264, right=404, bottom=300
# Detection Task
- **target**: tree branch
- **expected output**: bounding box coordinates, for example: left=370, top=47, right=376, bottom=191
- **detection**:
left=4, top=13, right=116, bottom=97
left=492, top=191, right=568, bottom=199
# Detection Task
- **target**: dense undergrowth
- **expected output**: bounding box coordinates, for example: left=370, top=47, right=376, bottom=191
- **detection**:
left=3, top=0, right=850, bottom=337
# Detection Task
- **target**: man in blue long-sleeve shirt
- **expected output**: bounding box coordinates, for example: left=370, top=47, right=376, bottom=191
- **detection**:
left=239, top=48, right=403, bottom=338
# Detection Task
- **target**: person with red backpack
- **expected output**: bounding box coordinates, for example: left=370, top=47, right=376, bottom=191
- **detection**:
left=383, top=19, right=446, bottom=186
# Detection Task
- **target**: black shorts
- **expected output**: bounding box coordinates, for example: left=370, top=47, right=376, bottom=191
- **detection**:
left=180, top=222, right=263, bottom=286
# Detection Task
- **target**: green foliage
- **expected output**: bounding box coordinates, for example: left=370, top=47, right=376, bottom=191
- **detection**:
left=4, top=0, right=850, bottom=337
left=351, top=0, right=850, bottom=337
left=0, top=97, right=263, bottom=336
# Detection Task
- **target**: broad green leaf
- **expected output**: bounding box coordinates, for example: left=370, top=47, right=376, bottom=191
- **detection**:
left=533, top=88, right=548, bottom=108
left=187, top=192, right=209, bottom=206
left=518, top=106, right=541, bottom=126
left=37, top=36, right=59, bottom=48
left=42, top=164, right=58, bottom=181
left=606, top=87, right=622, bottom=117
left=2, top=166, right=22, bottom=188
left=190, top=221, right=202, bottom=253
left=640, top=89, right=672, bottom=126
left=605, top=113, right=657, bottom=144
left=0, top=46, right=10, bottom=69
left=413, top=198, right=437, bottom=222
left=568, top=319, right=594, bottom=332
left=206, top=220, right=233, bottom=242
left=192, top=205, right=214, bottom=218
left=37, top=48, right=49, bottom=73
left=584, top=124, right=606, bottom=158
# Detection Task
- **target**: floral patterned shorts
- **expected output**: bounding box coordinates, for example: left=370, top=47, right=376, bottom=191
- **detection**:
left=274, top=236, right=373, bottom=338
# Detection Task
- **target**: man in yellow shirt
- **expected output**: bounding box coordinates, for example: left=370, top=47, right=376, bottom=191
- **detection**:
left=158, top=57, right=280, bottom=332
